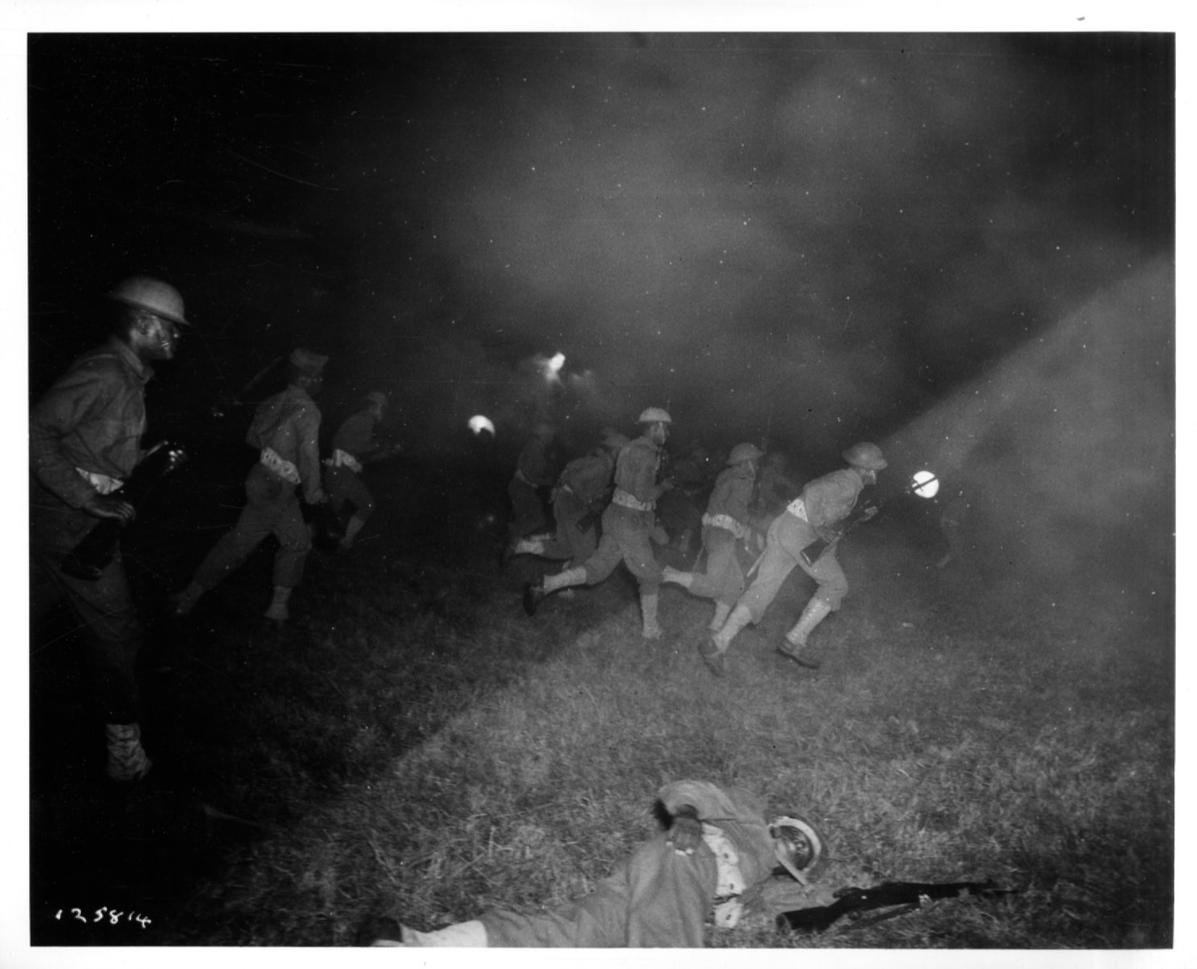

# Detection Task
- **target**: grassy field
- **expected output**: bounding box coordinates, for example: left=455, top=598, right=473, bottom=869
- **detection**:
left=28, top=458, right=1174, bottom=950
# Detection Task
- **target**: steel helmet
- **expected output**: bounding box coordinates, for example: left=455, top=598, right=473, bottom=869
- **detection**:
left=289, top=347, right=329, bottom=377
left=769, top=814, right=829, bottom=885
left=841, top=442, right=888, bottom=471
left=601, top=430, right=630, bottom=449
left=638, top=407, right=673, bottom=425
left=727, top=442, right=765, bottom=466
left=107, top=276, right=190, bottom=326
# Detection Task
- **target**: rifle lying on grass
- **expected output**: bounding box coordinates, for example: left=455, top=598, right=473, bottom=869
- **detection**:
left=776, top=879, right=1016, bottom=933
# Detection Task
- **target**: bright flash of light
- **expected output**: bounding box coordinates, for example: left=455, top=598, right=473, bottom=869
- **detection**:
left=468, top=414, right=496, bottom=436
left=911, top=469, right=940, bottom=499
left=536, top=351, right=566, bottom=384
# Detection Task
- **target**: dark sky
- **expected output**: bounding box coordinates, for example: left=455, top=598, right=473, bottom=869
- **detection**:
left=26, top=31, right=1174, bottom=462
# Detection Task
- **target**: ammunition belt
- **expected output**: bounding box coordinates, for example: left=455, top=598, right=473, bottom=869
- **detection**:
left=260, top=447, right=301, bottom=485
left=76, top=467, right=124, bottom=495
left=702, top=513, right=748, bottom=540
left=612, top=487, right=655, bottom=512
left=785, top=497, right=809, bottom=522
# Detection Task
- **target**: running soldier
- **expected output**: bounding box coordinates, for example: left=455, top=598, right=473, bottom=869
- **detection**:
left=505, top=421, right=558, bottom=553
left=172, top=348, right=329, bottom=622
left=660, top=442, right=763, bottom=637
left=509, top=429, right=628, bottom=567
left=30, top=276, right=190, bottom=781
left=701, top=442, right=886, bottom=675
left=523, top=408, right=674, bottom=640
left=324, top=390, right=393, bottom=551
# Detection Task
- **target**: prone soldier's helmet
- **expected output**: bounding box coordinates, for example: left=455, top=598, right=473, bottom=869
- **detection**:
left=107, top=276, right=190, bottom=326
left=727, top=442, right=765, bottom=466
left=769, top=814, right=828, bottom=885
left=638, top=407, right=673, bottom=425
left=842, top=442, right=888, bottom=471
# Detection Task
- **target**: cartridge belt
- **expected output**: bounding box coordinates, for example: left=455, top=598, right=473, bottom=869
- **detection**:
left=702, top=512, right=748, bottom=540
left=328, top=448, right=363, bottom=473
left=785, top=497, right=809, bottom=522
left=76, top=468, right=124, bottom=495
left=260, top=447, right=301, bottom=485
left=612, top=488, right=655, bottom=512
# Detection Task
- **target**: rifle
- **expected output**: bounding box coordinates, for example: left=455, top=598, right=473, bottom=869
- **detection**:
left=60, top=443, right=190, bottom=581
left=776, top=878, right=1015, bottom=933
left=800, top=472, right=939, bottom=567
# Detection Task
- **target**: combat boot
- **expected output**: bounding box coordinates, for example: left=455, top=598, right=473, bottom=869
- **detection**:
left=524, top=566, right=585, bottom=616
left=778, top=598, right=833, bottom=668
left=697, top=638, right=727, bottom=677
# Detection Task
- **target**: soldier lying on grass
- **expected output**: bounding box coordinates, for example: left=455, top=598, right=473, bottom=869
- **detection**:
left=354, top=779, right=825, bottom=947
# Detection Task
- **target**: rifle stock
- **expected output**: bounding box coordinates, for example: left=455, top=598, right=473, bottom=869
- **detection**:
left=776, top=879, right=1013, bottom=933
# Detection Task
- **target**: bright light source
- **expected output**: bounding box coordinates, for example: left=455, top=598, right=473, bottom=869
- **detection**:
left=536, top=351, right=566, bottom=383
left=911, top=469, right=940, bottom=499
left=468, top=414, right=495, bottom=437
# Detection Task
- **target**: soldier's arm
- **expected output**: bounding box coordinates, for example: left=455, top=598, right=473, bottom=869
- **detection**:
left=296, top=405, right=325, bottom=503
left=30, top=367, right=111, bottom=509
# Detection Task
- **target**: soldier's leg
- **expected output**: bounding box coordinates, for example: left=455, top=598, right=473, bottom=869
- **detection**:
left=779, top=554, right=848, bottom=668
left=53, top=557, right=149, bottom=779
left=31, top=507, right=150, bottom=780
left=338, top=471, right=376, bottom=550
left=180, top=468, right=279, bottom=611
left=621, top=524, right=666, bottom=639
left=266, top=494, right=312, bottom=621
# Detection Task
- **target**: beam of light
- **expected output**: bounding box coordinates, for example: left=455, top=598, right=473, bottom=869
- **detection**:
left=911, top=469, right=940, bottom=499
left=468, top=414, right=496, bottom=436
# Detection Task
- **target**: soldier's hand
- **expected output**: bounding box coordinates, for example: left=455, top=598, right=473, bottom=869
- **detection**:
left=82, top=493, right=136, bottom=523
left=667, top=811, right=703, bottom=855
left=861, top=505, right=879, bottom=521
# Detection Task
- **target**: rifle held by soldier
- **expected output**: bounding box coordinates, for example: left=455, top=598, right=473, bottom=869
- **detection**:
left=61, top=443, right=190, bottom=580
left=800, top=471, right=939, bottom=567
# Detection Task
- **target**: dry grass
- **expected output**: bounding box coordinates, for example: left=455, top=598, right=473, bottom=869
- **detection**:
left=30, top=461, right=1173, bottom=949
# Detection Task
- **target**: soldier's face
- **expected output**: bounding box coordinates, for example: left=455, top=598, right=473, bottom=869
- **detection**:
left=649, top=422, right=669, bottom=447
left=144, top=315, right=180, bottom=360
